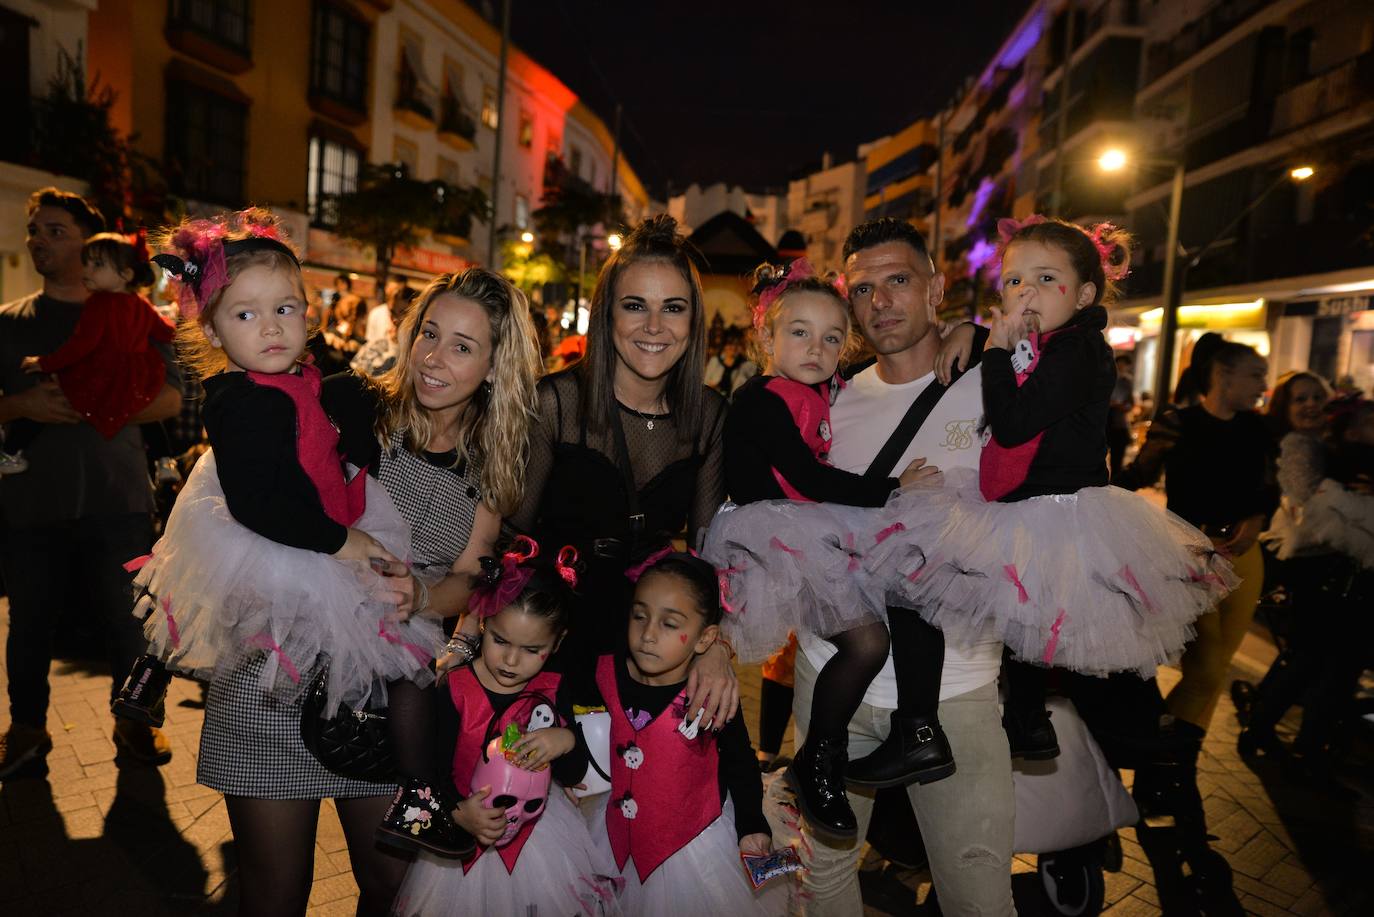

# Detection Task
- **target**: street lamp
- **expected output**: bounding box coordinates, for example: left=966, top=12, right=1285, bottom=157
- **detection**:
left=520, top=230, right=535, bottom=244
left=607, top=232, right=623, bottom=251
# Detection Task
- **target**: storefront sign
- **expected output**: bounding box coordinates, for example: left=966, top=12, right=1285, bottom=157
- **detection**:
left=393, top=244, right=472, bottom=275
left=306, top=228, right=374, bottom=274
left=1285, top=294, right=1371, bottom=317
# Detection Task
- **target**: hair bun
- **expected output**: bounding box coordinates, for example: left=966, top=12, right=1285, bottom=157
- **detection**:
left=628, top=213, right=681, bottom=247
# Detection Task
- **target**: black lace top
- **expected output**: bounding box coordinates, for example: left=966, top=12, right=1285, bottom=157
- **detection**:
left=508, top=369, right=727, bottom=667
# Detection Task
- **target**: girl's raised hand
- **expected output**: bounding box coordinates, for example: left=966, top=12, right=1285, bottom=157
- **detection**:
left=453, top=785, right=509, bottom=847
left=510, top=726, right=575, bottom=771
left=334, top=527, right=401, bottom=566
left=935, top=323, right=977, bottom=385
left=739, top=833, right=772, bottom=856
left=984, top=304, right=1026, bottom=352
left=685, top=642, right=740, bottom=731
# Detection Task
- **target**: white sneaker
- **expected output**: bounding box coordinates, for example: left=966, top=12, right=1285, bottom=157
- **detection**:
left=0, top=451, right=28, bottom=475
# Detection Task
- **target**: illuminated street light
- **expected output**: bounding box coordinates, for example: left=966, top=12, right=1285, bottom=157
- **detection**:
left=520, top=230, right=535, bottom=243
left=1290, top=165, right=1315, bottom=181
left=607, top=233, right=623, bottom=251
left=1097, top=148, right=1128, bottom=172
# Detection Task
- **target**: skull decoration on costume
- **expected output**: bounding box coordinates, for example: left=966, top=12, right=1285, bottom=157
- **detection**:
left=618, top=793, right=638, bottom=820
left=470, top=734, right=552, bottom=846
left=1011, top=339, right=1037, bottom=374
left=620, top=743, right=644, bottom=770
left=527, top=703, right=555, bottom=732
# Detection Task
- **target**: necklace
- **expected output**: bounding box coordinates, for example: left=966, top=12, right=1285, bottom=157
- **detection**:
left=625, top=404, right=658, bottom=430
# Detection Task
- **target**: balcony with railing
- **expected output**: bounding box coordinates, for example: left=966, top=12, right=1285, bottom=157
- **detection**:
left=394, top=55, right=436, bottom=131
left=1142, top=0, right=1270, bottom=86
left=1271, top=51, right=1374, bottom=136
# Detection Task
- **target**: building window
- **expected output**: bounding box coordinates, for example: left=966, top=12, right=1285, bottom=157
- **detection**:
left=307, top=136, right=361, bottom=226
left=310, top=2, right=369, bottom=112
left=168, top=0, right=251, bottom=55
left=569, top=144, right=583, bottom=178
left=514, top=193, right=529, bottom=229
left=519, top=112, right=533, bottom=148
left=165, top=79, right=246, bottom=205
left=437, top=155, right=460, bottom=187
left=393, top=137, right=419, bottom=175
left=481, top=85, right=499, bottom=129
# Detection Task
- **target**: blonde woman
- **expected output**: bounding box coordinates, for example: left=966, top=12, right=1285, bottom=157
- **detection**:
left=322, top=268, right=541, bottom=865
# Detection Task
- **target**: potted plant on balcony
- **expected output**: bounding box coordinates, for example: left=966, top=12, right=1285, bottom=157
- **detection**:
left=432, top=183, right=490, bottom=248
left=330, top=163, right=444, bottom=285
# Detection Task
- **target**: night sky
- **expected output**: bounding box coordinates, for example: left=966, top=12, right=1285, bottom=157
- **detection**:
left=510, top=0, right=1029, bottom=197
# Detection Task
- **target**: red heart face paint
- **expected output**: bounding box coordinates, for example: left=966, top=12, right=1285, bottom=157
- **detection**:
left=1057, top=284, right=1066, bottom=295
left=539, top=652, right=548, bottom=660
left=679, top=634, right=689, bottom=644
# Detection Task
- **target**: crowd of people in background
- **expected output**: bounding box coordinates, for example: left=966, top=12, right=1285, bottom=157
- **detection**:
left=0, top=185, right=1370, bottom=917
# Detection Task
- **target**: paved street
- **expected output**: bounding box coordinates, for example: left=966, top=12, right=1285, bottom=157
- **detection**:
left=1, top=600, right=1370, bottom=916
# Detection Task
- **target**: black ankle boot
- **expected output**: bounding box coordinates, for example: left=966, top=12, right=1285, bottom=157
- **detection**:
left=376, top=778, right=475, bottom=858
left=1004, top=707, right=1059, bottom=760
left=847, top=713, right=955, bottom=788
left=111, top=654, right=172, bottom=728
left=784, top=738, right=857, bottom=840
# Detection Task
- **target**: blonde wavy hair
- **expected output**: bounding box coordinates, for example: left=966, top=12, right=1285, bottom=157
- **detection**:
left=371, top=269, right=541, bottom=516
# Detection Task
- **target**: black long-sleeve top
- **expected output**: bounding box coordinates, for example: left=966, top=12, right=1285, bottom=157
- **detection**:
left=982, top=305, right=1116, bottom=501
left=574, top=654, right=770, bottom=841
left=725, top=374, right=898, bottom=506
left=1114, top=403, right=1279, bottom=529
left=200, top=371, right=349, bottom=554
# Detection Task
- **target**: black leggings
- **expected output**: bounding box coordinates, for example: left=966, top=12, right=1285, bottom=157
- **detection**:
left=225, top=794, right=408, bottom=917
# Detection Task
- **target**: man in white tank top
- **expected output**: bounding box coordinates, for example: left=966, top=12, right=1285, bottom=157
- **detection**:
left=789, top=218, right=1014, bottom=916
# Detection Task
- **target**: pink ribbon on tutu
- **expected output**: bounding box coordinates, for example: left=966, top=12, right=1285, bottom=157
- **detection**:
left=770, top=537, right=802, bottom=556
left=1003, top=565, right=1030, bottom=604
left=161, top=596, right=181, bottom=650
left=844, top=533, right=861, bottom=573
left=377, top=619, right=434, bottom=666
left=907, top=553, right=941, bottom=583
left=716, top=566, right=743, bottom=614
left=246, top=632, right=301, bottom=684
left=1042, top=609, right=1067, bottom=664
left=1188, top=567, right=1227, bottom=588
left=122, top=554, right=152, bottom=572
left=625, top=546, right=673, bottom=583
left=874, top=522, right=906, bottom=544
left=1118, top=565, right=1156, bottom=613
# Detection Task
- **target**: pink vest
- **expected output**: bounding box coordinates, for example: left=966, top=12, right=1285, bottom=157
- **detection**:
left=765, top=376, right=834, bottom=502
left=979, top=327, right=1061, bottom=501
left=448, top=666, right=563, bottom=873
left=247, top=362, right=365, bottom=527
left=596, top=654, right=721, bottom=882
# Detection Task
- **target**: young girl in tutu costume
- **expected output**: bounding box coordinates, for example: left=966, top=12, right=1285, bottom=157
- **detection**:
left=2, top=231, right=173, bottom=472
left=581, top=552, right=790, bottom=916
left=869, top=216, right=1239, bottom=743
left=699, top=260, right=942, bottom=839
left=116, top=209, right=466, bottom=857
left=393, top=538, right=625, bottom=917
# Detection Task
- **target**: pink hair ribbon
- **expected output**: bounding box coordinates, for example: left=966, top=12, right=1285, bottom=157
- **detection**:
left=996, top=214, right=1048, bottom=243
left=1003, top=565, right=1030, bottom=604
left=1090, top=223, right=1130, bottom=282
left=625, top=545, right=672, bottom=583
left=469, top=536, right=540, bottom=619
left=1042, top=609, right=1067, bottom=664
left=556, top=546, right=581, bottom=589
left=752, top=257, right=837, bottom=331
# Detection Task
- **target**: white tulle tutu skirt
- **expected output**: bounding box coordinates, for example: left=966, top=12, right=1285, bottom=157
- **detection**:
left=697, top=501, right=889, bottom=663
left=868, top=468, right=1238, bottom=676
left=393, top=791, right=624, bottom=916
left=133, top=450, right=443, bottom=710
left=587, top=795, right=791, bottom=917
left=1264, top=480, right=1374, bottom=570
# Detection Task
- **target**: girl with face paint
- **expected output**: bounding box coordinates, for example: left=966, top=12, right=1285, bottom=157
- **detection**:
left=394, top=539, right=625, bottom=917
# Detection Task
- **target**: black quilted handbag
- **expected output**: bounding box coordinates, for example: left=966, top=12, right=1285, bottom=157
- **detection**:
left=299, top=667, right=396, bottom=784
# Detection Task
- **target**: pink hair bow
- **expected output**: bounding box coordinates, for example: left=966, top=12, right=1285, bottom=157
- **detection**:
left=996, top=214, right=1048, bottom=243
left=625, top=545, right=673, bottom=583
left=556, top=546, right=580, bottom=589
left=469, top=536, right=540, bottom=619
left=752, top=258, right=816, bottom=330
left=1089, top=223, right=1130, bottom=282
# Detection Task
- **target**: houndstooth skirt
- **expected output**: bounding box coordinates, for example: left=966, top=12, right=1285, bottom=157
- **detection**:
left=198, top=652, right=395, bottom=800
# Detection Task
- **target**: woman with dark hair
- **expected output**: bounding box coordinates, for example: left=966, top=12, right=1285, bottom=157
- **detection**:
left=1117, top=342, right=1279, bottom=737
left=507, top=214, right=737, bottom=724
